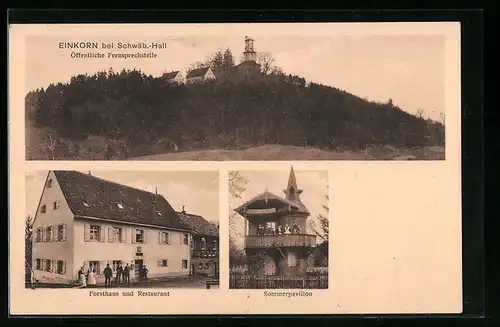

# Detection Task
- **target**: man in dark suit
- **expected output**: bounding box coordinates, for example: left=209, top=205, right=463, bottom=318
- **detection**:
left=103, top=263, right=113, bottom=288
left=115, top=263, right=124, bottom=285
left=123, top=263, right=131, bottom=285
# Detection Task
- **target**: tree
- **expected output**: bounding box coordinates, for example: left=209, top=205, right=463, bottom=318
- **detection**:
left=309, top=185, right=329, bottom=266
left=257, top=52, right=278, bottom=75
left=25, top=215, right=34, bottom=287
left=228, top=171, right=249, bottom=272
left=416, top=108, right=425, bottom=119
left=222, top=48, right=235, bottom=72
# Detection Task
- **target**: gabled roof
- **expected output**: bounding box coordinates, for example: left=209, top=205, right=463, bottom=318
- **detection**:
left=234, top=190, right=309, bottom=215
left=186, top=67, right=211, bottom=79
left=162, top=71, right=180, bottom=80
left=176, top=211, right=219, bottom=237
left=53, top=171, right=191, bottom=231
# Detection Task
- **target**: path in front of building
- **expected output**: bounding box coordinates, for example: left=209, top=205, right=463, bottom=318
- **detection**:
left=78, top=276, right=218, bottom=289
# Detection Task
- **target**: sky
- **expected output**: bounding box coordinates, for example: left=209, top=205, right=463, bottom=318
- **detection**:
left=25, top=170, right=219, bottom=222
left=26, top=32, right=445, bottom=121
left=229, top=169, right=328, bottom=247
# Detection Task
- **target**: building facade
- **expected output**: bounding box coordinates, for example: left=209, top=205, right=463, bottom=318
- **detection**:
left=31, top=171, right=194, bottom=285
left=234, top=167, right=317, bottom=277
left=185, top=67, right=216, bottom=83
left=177, top=210, right=219, bottom=278
left=162, top=71, right=184, bottom=84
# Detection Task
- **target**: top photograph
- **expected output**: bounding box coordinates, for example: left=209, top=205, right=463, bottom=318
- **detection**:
left=23, top=24, right=449, bottom=161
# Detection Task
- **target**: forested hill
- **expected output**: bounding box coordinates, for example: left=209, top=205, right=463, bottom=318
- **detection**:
left=25, top=68, right=445, bottom=160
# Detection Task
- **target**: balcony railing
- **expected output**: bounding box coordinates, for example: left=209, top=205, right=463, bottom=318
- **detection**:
left=192, top=250, right=219, bottom=258
left=244, top=234, right=316, bottom=249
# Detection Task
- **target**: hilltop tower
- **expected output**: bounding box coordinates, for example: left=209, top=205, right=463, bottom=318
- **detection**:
left=235, top=167, right=316, bottom=277
left=243, top=36, right=257, bottom=62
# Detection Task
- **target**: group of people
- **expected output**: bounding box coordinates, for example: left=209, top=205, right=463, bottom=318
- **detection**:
left=257, top=223, right=301, bottom=236
left=78, top=262, right=137, bottom=288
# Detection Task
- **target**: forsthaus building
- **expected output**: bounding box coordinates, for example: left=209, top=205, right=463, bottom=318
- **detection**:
left=234, top=167, right=317, bottom=276
left=30, top=170, right=210, bottom=285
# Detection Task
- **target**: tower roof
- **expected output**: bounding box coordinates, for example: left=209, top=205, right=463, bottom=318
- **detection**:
left=286, top=166, right=299, bottom=192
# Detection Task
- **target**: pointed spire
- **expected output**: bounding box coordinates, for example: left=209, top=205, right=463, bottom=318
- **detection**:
left=155, top=186, right=158, bottom=194
left=284, top=165, right=303, bottom=201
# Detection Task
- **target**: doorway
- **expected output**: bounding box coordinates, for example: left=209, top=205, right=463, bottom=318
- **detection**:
left=134, top=259, right=143, bottom=279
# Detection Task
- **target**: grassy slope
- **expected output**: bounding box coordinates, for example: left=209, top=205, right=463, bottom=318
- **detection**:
left=132, top=144, right=445, bottom=161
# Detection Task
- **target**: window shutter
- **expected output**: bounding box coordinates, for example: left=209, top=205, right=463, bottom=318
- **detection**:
left=158, top=232, right=161, bottom=244
left=99, top=227, right=105, bottom=242
left=50, top=227, right=55, bottom=242
left=51, top=260, right=56, bottom=273
left=158, top=260, right=162, bottom=267
left=41, top=259, right=46, bottom=271
left=62, top=225, right=67, bottom=241
left=143, top=230, right=147, bottom=244
left=108, top=227, right=112, bottom=243
left=84, top=224, right=90, bottom=242
left=62, top=261, right=67, bottom=275
left=166, top=232, right=170, bottom=245
left=131, top=229, right=136, bottom=244
left=41, top=227, right=46, bottom=242
left=120, top=228, right=125, bottom=243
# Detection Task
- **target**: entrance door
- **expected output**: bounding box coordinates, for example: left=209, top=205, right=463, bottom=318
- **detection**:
left=134, top=259, right=143, bottom=279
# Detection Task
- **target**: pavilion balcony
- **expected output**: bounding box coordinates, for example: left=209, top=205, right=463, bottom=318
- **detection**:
left=244, top=234, right=316, bottom=249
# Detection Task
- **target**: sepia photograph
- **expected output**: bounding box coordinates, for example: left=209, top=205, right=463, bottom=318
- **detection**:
left=228, top=167, right=328, bottom=289
left=24, top=26, right=445, bottom=161
left=24, top=170, right=220, bottom=289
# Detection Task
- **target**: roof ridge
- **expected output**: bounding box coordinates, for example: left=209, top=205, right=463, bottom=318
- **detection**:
left=59, top=171, right=162, bottom=199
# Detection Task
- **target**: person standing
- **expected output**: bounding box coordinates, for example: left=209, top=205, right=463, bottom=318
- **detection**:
left=87, top=266, right=96, bottom=287
left=78, top=267, right=86, bottom=287
left=115, top=263, right=123, bottom=285
left=123, top=263, right=130, bottom=285
left=142, top=265, right=148, bottom=283
left=103, top=263, right=113, bottom=288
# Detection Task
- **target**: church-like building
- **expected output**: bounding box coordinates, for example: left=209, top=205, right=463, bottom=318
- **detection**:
left=233, top=36, right=262, bottom=78
left=234, top=167, right=317, bottom=277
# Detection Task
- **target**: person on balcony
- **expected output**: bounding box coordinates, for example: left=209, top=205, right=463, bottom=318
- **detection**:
left=284, top=224, right=291, bottom=234
left=292, top=225, right=301, bottom=234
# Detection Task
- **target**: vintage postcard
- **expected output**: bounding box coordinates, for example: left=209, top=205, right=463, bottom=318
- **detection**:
left=9, top=22, right=462, bottom=315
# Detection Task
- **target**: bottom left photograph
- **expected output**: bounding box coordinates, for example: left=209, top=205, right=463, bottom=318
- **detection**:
left=24, top=170, right=220, bottom=289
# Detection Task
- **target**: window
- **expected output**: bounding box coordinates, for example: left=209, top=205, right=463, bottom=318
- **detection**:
left=201, top=237, right=206, bottom=250
left=40, top=205, right=47, bottom=214
left=292, top=224, right=301, bottom=234
left=89, top=225, right=101, bottom=241
left=45, top=227, right=54, bottom=242
left=182, top=260, right=188, bottom=269
left=56, top=260, right=65, bottom=274
left=56, top=224, right=66, bottom=241
left=35, top=228, right=42, bottom=242
left=198, top=262, right=203, bottom=269
left=257, top=224, right=265, bottom=235
left=88, top=261, right=100, bottom=275
left=158, top=259, right=168, bottom=267
left=109, top=227, right=123, bottom=243
left=117, top=203, right=124, bottom=209
left=36, top=258, right=41, bottom=270
left=159, top=232, right=170, bottom=244
left=47, top=179, right=53, bottom=188
left=183, top=233, right=189, bottom=245
left=53, top=200, right=60, bottom=210
left=112, top=260, right=122, bottom=271
left=134, top=229, right=145, bottom=244
left=45, top=259, right=52, bottom=272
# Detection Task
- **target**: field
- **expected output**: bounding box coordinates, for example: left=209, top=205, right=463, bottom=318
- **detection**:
left=132, top=144, right=445, bottom=161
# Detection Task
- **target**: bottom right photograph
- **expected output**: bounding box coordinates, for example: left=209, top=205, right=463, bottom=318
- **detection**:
left=228, top=166, right=328, bottom=289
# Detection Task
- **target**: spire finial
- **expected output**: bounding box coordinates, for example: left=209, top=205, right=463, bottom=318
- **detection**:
left=155, top=186, right=158, bottom=194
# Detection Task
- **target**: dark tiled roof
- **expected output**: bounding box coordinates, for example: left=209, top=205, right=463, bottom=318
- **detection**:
left=53, top=171, right=191, bottom=231
left=176, top=211, right=219, bottom=237
left=186, top=67, right=210, bottom=79
left=162, top=71, right=180, bottom=80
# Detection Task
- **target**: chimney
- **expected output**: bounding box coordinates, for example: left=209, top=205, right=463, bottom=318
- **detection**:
left=181, top=205, right=186, bottom=214
left=88, top=171, right=91, bottom=175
